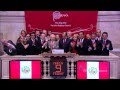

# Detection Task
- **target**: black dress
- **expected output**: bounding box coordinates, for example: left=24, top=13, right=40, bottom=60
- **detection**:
left=16, top=43, right=29, bottom=55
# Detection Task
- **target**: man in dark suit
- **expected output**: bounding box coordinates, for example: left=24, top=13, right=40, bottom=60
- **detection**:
left=67, top=30, right=73, bottom=40
left=28, top=32, right=41, bottom=55
left=59, top=32, right=71, bottom=53
left=76, top=31, right=88, bottom=55
left=35, top=30, right=41, bottom=41
left=100, top=32, right=113, bottom=56
left=1, top=39, right=17, bottom=55
left=40, top=33, right=49, bottom=53
left=96, top=29, right=102, bottom=41
left=87, top=33, right=102, bottom=55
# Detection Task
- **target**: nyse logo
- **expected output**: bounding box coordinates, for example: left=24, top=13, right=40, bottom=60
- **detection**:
left=53, top=11, right=69, bottom=21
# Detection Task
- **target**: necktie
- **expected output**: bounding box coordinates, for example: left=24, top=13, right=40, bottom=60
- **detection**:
left=103, top=40, right=106, bottom=45
left=63, top=39, right=66, bottom=43
left=32, top=39, right=35, bottom=45
left=80, top=39, right=83, bottom=43
left=92, top=40, right=95, bottom=44
left=41, top=40, right=44, bottom=45
left=51, top=41, right=54, bottom=48
left=98, top=37, right=100, bottom=41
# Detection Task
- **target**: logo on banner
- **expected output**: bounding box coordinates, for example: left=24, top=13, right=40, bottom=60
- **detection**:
left=22, top=66, right=30, bottom=74
left=88, top=67, right=97, bottom=75
left=51, top=11, right=71, bottom=27
left=53, top=11, right=69, bottom=21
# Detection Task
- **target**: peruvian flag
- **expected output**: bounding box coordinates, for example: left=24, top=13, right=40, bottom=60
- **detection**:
left=10, top=60, right=41, bottom=79
left=77, top=61, right=110, bottom=79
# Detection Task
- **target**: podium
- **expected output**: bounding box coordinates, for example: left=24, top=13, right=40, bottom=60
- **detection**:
left=0, top=53, right=120, bottom=79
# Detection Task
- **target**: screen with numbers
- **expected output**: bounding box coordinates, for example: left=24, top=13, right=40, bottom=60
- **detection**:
left=50, top=56, right=67, bottom=79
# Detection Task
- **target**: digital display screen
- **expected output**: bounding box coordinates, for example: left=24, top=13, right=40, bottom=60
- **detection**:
left=50, top=57, right=67, bottom=79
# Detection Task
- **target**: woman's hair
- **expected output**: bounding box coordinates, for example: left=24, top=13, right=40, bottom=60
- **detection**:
left=16, top=36, right=24, bottom=44
left=20, top=30, right=27, bottom=36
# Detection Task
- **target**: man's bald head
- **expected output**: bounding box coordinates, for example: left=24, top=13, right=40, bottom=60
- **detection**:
left=96, top=29, right=101, bottom=37
left=50, top=34, right=56, bottom=41
left=40, top=33, right=46, bottom=40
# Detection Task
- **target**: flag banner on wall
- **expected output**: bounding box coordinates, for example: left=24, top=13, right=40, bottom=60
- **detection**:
left=25, top=11, right=98, bottom=34
left=77, top=61, right=110, bottom=79
left=10, top=60, right=41, bottom=79
left=50, top=56, right=67, bottom=79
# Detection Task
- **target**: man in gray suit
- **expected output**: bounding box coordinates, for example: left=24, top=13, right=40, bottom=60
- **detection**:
left=47, top=34, right=59, bottom=52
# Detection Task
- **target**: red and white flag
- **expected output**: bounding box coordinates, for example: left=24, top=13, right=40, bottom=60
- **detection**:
left=10, top=61, right=41, bottom=79
left=77, top=61, right=110, bottom=79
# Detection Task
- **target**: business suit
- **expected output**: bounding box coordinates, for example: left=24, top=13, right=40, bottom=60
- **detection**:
left=40, top=39, right=49, bottom=53
left=96, top=37, right=102, bottom=41
left=59, top=38, right=71, bottom=53
left=35, top=36, right=40, bottom=41
left=76, top=38, right=88, bottom=55
left=87, top=39, right=102, bottom=55
left=47, top=40, right=59, bottom=52
left=16, top=43, right=28, bottom=55
left=100, top=39, right=113, bottom=56
left=27, top=39, right=41, bottom=55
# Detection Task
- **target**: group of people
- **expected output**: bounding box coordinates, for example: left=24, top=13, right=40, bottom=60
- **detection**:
left=0, top=29, right=113, bottom=56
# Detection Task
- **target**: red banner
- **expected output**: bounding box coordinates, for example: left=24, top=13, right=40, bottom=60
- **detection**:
left=25, top=11, right=98, bottom=34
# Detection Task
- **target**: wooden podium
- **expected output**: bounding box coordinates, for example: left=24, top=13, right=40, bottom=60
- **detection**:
left=0, top=53, right=120, bottom=79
